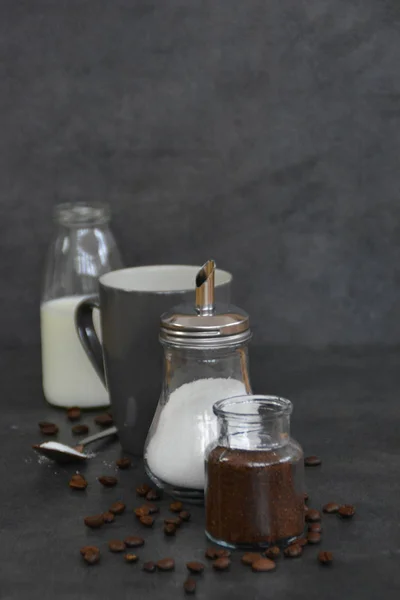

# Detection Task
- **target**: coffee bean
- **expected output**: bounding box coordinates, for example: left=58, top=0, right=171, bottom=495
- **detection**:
left=338, top=504, right=356, bottom=519
left=146, top=489, right=160, bottom=501
left=67, top=407, right=81, bottom=421
left=39, top=422, right=59, bottom=436
left=108, top=540, right=126, bottom=553
left=136, top=483, right=151, bottom=497
left=252, top=557, right=276, bottom=572
left=135, top=506, right=150, bottom=518
left=297, top=537, right=308, bottom=547
left=165, top=518, right=182, bottom=528
left=264, top=546, right=280, bottom=560
left=241, top=553, right=262, bottom=566
left=179, top=510, right=191, bottom=522
left=143, top=561, right=156, bottom=573
left=307, top=531, right=321, bottom=545
left=124, top=536, right=144, bottom=548
left=205, top=547, right=218, bottom=560
left=94, top=412, right=113, bottom=427
left=81, top=546, right=100, bottom=565
left=215, top=549, right=231, bottom=558
left=170, top=501, right=183, bottom=513
left=84, top=514, right=104, bottom=529
left=186, top=561, right=205, bottom=574
left=72, top=424, right=89, bottom=435
left=164, top=524, right=177, bottom=536
left=308, top=522, right=322, bottom=534
left=109, top=501, right=126, bottom=515
left=306, top=509, right=321, bottom=522
left=124, top=553, right=139, bottom=563
left=304, top=455, right=322, bottom=467
left=323, top=502, right=339, bottom=514
left=284, top=544, right=303, bottom=558
left=213, top=557, right=231, bottom=571
left=139, top=515, right=154, bottom=527
left=318, top=550, right=333, bottom=565
left=304, top=492, right=309, bottom=502
left=102, top=512, right=115, bottom=524
left=98, top=476, right=118, bottom=487
left=145, top=503, right=159, bottom=515
left=183, top=578, right=196, bottom=594
left=116, top=457, right=131, bottom=469
left=157, top=558, right=175, bottom=571
left=69, top=474, right=88, bottom=490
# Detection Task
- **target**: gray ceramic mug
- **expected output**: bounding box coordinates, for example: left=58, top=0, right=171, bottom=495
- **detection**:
left=75, top=265, right=232, bottom=455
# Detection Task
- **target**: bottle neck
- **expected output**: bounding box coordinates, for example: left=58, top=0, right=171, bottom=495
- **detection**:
left=54, top=202, right=110, bottom=228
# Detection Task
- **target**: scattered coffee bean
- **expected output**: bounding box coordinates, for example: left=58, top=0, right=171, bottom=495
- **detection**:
left=94, top=412, right=113, bottom=427
left=84, top=514, right=104, bottom=529
left=116, top=457, right=131, bottom=469
left=241, top=553, right=262, bottom=566
left=109, top=501, right=126, bottom=515
left=145, top=503, right=159, bottom=515
left=306, top=509, right=321, bottom=522
left=323, top=502, right=340, bottom=514
left=81, top=546, right=100, bottom=565
left=146, top=489, right=160, bottom=501
left=72, top=424, right=89, bottom=435
left=98, top=476, right=118, bottom=488
left=215, top=549, right=231, bottom=558
left=157, top=558, right=175, bottom=571
left=124, top=536, right=145, bottom=548
left=67, top=407, right=81, bottom=421
left=297, top=537, right=308, bottom=547
left=135, top=506, right=150, bottom=518
left=338, top=504, right=356, bottom=519
left=186, top=561, right=205, bottom=574
left=284, top=544, right=303, bottom=558
left=139, top=515, right=154, bottom=527
left=307, top=531, right=321, bottom=545
left=143, top=561, right=156, bottom=573
left=205, top=547, right=218, bottom=560
left=124, top=553, right=139, bottom=563
left=69, top=474, right=88, bottom=491
left=264, top=546, right=280, bottom=560
left=164, top=523, right=177, bottom=536
left=179, top=510, right=191, bottom=522
left=136, top=483, right=151, bottom=497
left=213, top=557, right=231, bottom=571
left=184, top=578, right=196, bottom=594
left=308, top=522, right=322, bottom=534
left=108, top=540, right=126, bottom=553
left=318, top=550, right=333, bottom=565
left=102, top=512, right=115, bottom=524
left=304, top=455, right=322, bottom=467
left=39, top=422, right=59, bottom=436
left=165, top=518, right=182, bottom=528
left=170, top=501, right=183, bottom=513
left=252, top=557, right=276, bottom=572
left=304, top=492, right=309, bottom=502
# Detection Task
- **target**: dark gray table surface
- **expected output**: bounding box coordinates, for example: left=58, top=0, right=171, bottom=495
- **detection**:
left=2, top=345, right=399, bottom=599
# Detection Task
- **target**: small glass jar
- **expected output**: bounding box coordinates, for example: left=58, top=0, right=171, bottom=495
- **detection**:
left=205, top=395, right=305, bottom=549
left=144, top=260, right=252, bottom=503
left=41, top=202, right=123, bottom=408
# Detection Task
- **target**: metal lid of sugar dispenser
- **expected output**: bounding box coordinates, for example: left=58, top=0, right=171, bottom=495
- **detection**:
left=159, top=260, right=252, bottom=348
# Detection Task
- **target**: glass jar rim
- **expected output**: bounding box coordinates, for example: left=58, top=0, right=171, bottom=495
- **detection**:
left=54, top=202, right=110, bottom=226
left=213, top=394, right=293, bottom=420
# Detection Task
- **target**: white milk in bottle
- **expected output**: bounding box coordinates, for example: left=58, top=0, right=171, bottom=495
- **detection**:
left=41, top=296, right=109, bottom=408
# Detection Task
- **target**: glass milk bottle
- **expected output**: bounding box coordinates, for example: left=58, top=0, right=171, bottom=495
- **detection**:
left=144, top=260, right=252, bottom=503
left=41, top=202, right=123, bottom=408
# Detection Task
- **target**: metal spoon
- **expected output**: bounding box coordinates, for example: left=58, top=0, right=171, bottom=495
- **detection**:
left=32, top=426, right=118, bottom=463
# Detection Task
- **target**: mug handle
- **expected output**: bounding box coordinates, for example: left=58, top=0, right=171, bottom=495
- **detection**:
left=75, top=295, right=106, bottom=387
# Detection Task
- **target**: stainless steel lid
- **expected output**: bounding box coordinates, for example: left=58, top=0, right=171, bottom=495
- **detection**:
left=160, top=260, right=251, bottom=348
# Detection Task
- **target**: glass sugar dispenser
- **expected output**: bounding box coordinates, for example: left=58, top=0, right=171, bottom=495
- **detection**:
left=144, top=260, right=252, bottom=503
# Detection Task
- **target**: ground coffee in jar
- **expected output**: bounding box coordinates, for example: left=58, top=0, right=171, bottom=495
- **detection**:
left=205, top=395, right=305, bottom=549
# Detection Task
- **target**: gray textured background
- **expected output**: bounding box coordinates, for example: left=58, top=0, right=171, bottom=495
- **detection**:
left=2, top=0, right=400, bottom=348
